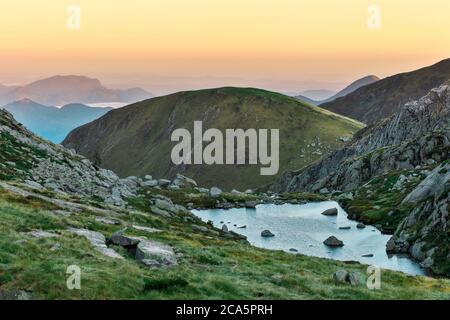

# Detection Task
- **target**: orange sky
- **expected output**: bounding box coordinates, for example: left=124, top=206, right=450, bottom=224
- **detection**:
left=0, top=0, right=449, bottom=94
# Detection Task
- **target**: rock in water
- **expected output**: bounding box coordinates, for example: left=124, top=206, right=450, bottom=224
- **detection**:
left=356, top=223, right=366, bottom=229
left=323, top=236, right=344, bottom=247
left=321, top=208, right=338, bottom=216
left=261, top=230, right=275, bottom=237
left=221, top=224, right=229, bottom=232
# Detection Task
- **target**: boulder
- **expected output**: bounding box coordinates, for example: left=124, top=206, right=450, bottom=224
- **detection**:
left=135, top=239, right=177, bottom=267
left=356, top=223, right=366, bottom=229
left=261, top=230, right=275, bottom=237
left=221, top=224, right=229, bottom=232
left=157, top=179, right=171, bottom=187
left=348, top=272, right=362, bottom=286
left=210, top=187, right=222, bottom=197
left=244, top=200, right=258, bottom=208
left=141, top=179, right=158, bottom=187
left=172, top=174, right=197, bottom=188
left=68, top=228, right=124, bottom=260
left=321, top=208, right=338, bottom=216
left=333, top=270, right=348, bottom=284
left=107, top=231, right=140, bottom=247
left=323, top=236, right=344, bottom=247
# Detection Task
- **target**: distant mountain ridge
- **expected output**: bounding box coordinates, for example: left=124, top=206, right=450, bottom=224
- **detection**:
left=320, top=58, right=450, bottom=124
left=295, top=75, right=379, bottom=105
left=2, top=99, right=112, bottom=143
left=0, top=75, right=153, bottom=106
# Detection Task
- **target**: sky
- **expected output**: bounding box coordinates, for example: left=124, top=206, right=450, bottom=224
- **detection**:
left=0, top=0, right=449, bottom=95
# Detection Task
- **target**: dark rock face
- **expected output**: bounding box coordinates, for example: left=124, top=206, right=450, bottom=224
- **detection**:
left=323, top=236, right=344, bottom=247
left=388, top=162, right=450, bottom=276
left=275, top=83, right=450, bottom=276
left=261, top=230, right=275, bottom=237
left=275, top=83, right=450, bottom=194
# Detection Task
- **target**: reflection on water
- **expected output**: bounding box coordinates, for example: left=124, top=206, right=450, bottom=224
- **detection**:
left=192, top=201, right=425, bottom=276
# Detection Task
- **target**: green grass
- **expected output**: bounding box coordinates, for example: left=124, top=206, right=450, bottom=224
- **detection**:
left=339, top=169, right=427, bottom=233
left=0, top=187, right=449, bottom=300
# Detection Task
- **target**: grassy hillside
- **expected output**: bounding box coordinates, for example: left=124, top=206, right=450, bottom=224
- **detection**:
left=320, top=58, right=450, bottom=124
left=63, top=87, right=363, bottom=190
left=0, top=186, right=449, bottom=300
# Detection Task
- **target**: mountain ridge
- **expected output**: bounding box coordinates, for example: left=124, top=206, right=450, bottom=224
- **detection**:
left=0, top=75, right=153, bottom=106
left=320, top=58, right=450, bottom=124
left=63, top=86, right=363, bottom=190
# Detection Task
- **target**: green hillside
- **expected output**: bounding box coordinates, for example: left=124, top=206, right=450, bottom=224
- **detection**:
left=63, top=87, right=363, bottom=190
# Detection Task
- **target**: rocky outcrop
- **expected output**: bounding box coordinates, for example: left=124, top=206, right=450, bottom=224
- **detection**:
left=275, top=82, right=450, bottom=193
left=388, top=163, right=449, bottom=276
left=0, top=109, right=141, bottom=207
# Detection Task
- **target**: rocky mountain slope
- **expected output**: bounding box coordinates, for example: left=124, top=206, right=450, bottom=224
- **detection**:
left=2, top=108, right=448, bottom=299
left=321, top=58, right=450, bottom=124
left=274, top=82, right=450, bottom=276
left=3, top=99, right=112, bottom=143
left=63, top=87, right=363, bottom=190
left=0, top=75, right=153, bottom=106
left=296, top=76, right=379, bottom=106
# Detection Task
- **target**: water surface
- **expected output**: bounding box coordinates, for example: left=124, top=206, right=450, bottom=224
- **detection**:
left=192, top=201, right=424, bottom=276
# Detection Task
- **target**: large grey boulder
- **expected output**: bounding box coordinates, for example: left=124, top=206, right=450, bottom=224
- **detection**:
left=403, top=163, right=450, bottom=204
left=134, top=239, right=178, bottom=267
left=68, top=228, right=124, bottom=260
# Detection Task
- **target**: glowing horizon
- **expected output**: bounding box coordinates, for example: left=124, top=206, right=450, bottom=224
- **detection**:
left=0, top=0, right=449, bottom=94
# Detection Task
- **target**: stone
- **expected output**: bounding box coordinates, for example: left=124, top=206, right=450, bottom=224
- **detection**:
left=289, top=248, right=298, bottom=252
left=323, top=236, right=344, bottom=247
left=244, top=200, right=258, bottom=208
left=132, top=225, right=161, bottom=233
left=134, top=239, right=177, bottom=267
left=68, top=228, right=124, bottom=260
left=172, top=174, right=197, bottom=188
left=51, top=243, right=61, bottom=251
left=107, top=232, right=140, bottom=247
left=157, top=179, right=171, bottom=187
left=339, top=226, right=351, bottom=230
left=356, top=223, right=366, bottom=229
left=141, top=179, right=158, bottom=187
left=27, top=230, right=59, bottom=238
left=95, top=217, right=121, bottom=225
left=210, top=187, right=222, bottom=197
left=348, top=272, right=362, bottom=286
left=333, top=270, right=349, bottom=284
left=237, top=225, right=247, bottom=229
left=261, top=230, right=275, bottom=237
left=362, top=254, right=374, bottom=257
left=321, top=208, right=338, bottom=216
left=24, top=180, right=44, bottom=190
left=221, top=224, right=229, bottom=232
